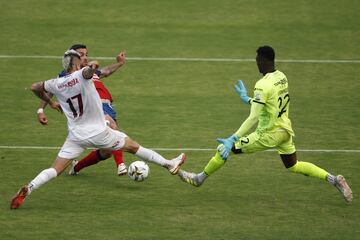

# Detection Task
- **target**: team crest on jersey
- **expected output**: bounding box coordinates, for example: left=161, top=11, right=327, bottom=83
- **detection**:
left=112, top=140, right=120, bottom=148
left=255, top=93, right=261, bottom=101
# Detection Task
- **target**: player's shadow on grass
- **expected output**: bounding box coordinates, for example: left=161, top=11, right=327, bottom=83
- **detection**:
left=64, top=172, right=151, bottom=191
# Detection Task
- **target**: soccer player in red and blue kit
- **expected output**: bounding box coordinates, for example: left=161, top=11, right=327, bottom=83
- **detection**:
left=37, top=44, right=128, bottom=176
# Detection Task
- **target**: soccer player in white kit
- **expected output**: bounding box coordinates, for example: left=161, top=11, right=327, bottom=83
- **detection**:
left=10, top=50, right=186, bottom=209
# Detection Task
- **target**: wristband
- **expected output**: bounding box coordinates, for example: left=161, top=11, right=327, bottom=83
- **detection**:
left=37, top=108, right=44, bottom=114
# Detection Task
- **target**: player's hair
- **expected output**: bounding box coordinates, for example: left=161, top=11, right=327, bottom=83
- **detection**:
left=69, top=44, right=87, bottom=50
left=256, top=46, right=275, bottom=61
left=62, top=49, right=81, bottom=72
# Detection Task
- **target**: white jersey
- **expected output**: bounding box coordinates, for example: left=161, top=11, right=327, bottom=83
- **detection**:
left=44, top=68, right=106, bottom=140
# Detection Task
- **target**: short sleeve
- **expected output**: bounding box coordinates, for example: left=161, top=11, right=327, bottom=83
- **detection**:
left=43, top=79, right=57, bottom=94
left=77, top=68, right=92, bottom=82
left=252, top=81, right=268, bottom=105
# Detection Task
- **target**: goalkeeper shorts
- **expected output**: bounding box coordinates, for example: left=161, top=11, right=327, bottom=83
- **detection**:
left=234, top=129, right=296, bottom=155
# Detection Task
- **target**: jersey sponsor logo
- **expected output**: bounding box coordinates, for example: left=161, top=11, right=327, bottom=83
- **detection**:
left=274, top=78, right=287, bottom=86
left=57, top=78, right=80, bottom=90
left=255, top=93, right=261, bottom=101
left=254, top=87, right=263, bottom=91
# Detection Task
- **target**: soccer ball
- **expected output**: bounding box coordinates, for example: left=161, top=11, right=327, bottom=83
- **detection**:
left=128, top=161, right=150, bottom=182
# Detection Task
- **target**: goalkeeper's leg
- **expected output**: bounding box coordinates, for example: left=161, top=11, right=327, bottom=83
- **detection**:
left=178, top=134, right=259, bottom=187
left=179, top=150, right=228, bottom=187
left=281, top=153, right=352, bottom=203
left=281, top=152, right=329, bottom=180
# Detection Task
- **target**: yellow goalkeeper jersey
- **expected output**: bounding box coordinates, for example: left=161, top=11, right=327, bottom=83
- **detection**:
left=252, top=70, right=294, bottom=136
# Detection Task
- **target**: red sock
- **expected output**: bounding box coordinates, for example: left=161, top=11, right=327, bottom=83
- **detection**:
left=112, top=150, right=124, bottom=166
left=74, top=150, right=101, bottom=172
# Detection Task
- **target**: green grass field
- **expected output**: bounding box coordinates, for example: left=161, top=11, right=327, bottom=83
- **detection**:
left=0, top=0, right=360, bottom=239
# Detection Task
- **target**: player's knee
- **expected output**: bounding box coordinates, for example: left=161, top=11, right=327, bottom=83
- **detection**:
left=280, top=152, right=297, bottom=169
left=122, top=137, right=140, bottom=154
left=98, top=149, right=112, bottom=160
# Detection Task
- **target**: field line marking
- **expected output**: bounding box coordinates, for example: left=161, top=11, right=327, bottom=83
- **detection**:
left=0, top=145, right=359, bottom=153
left=0, top=55, right=360, bottom=64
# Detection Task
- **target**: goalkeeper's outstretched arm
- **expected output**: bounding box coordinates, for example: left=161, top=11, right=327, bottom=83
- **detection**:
left=234, top=101, right=264, bottom=138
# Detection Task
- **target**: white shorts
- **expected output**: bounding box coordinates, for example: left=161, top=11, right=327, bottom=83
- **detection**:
left=58, top=127, right=128, bottom=159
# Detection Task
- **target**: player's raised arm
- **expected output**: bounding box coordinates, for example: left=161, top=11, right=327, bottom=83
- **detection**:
left=235, top=80, right=252, bottom=105
left=99, top=51, right=126, bottom=78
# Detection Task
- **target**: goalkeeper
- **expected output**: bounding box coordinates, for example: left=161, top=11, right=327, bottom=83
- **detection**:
left=179, top=46, right=353, bottom=203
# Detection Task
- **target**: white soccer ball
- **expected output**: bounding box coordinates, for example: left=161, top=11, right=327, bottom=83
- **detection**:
left=128, top=161, right=150, bottom=182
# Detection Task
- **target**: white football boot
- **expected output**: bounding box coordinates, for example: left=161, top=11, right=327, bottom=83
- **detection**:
left=68, top=160, right=79, bottom=176
left=334, top=175, right=353, bottom=203
left=178, top=170, right=203, bottom=187
left=168, top=153, right=186, bottom=175
left=117, top=163, right=128, bottom=176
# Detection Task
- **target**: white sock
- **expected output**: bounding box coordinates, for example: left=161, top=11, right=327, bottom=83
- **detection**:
left=28, top=168, right=57, bottom=194
left=135, top=146, right=170, bottom=167
left=327, top=174, right=336, bottom=185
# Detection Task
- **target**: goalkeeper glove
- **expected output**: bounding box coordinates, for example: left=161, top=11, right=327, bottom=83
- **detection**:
left=216, top=134, right=239, bottom=160
left=235, top=80, right=251, bottom=104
